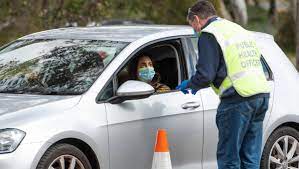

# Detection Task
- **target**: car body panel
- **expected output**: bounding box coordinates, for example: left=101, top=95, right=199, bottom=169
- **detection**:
left=255, top=36, right=299, bottom=143
left=0, top=94, right=77, bottom=116
left=20, top=25, right=193, bottom=42
left=106, top=91, right=203, bottom=169
left=0, top=94, right=110, bottom=169
left=0, top=142, right=51, bottom=169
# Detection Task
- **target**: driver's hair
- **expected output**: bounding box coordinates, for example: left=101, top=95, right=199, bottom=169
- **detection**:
left=128, top=53, right=154, bottom=80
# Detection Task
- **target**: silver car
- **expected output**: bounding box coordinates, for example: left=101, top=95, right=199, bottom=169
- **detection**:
left=0, top=25, right=298, bottom=169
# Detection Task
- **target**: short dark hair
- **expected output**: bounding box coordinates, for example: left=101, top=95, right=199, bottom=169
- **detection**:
left=187, top=0, right=217, bottom=21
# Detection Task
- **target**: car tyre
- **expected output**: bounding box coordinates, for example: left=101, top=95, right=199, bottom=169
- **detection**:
left=260, top=126, right=299, bottom=169
left=37, top=143, right=92, bottom=169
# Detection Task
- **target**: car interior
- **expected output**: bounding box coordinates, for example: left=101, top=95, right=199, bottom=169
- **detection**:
left=98, top=39, right=186, bottom=102
left=116, top=40, right=183, bottom=91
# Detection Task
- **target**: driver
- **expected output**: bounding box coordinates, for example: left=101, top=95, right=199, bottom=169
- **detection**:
left=129, top=54, right=170, bottom=93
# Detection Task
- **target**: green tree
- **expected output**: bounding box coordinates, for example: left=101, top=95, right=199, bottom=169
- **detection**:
left=0, top=0, right=239, bottom=46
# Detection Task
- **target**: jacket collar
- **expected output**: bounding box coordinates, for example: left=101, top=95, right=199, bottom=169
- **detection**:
left=150, top=73, right=161, bottom=86
left=202, top=16, right=218, bottom=30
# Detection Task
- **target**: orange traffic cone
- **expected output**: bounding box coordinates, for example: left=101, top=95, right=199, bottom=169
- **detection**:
left=151, top=129, right=172, bottom=169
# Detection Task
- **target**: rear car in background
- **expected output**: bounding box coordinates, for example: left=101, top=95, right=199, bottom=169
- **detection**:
left=0, top=26, right=298, bottom=169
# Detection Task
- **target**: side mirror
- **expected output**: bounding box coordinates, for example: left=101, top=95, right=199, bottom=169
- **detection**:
left=108, top=80, right=155, bottom=104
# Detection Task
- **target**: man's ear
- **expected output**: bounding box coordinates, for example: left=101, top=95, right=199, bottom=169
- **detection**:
left=193, top=15, right=200, bottom=24
left=192, top=15, right=202, bottom=32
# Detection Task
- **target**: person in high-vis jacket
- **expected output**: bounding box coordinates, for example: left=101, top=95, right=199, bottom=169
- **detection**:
left=176, top=1, right=270, bottom=169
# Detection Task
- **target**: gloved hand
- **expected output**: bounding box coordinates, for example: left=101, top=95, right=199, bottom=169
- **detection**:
left=181, top=89, right=189, bottom=94
left=191, top=89, right=199, bottom=95
left=176, top=80, right=190, bottom=94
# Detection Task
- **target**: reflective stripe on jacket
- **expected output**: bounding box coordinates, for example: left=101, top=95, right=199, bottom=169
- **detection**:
left=201, top=18, right=270, bottom=97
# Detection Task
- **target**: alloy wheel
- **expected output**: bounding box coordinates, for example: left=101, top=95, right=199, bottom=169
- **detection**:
left=48, top=155, right=85, bottom=169
left=268, top=135, right=299, bottom=169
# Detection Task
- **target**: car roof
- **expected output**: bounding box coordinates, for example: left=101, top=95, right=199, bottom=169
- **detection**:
left=19, top=25, right=274, bottom=43
left=20, top=25, right=194, bottom=42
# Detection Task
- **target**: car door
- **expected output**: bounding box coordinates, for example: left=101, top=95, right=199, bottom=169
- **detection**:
left=186, top=36, right=275, bottom=169
left=105, top=38, right=204, bottom=169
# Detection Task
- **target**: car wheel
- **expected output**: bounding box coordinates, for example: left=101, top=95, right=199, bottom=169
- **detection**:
left=37, top=143, right=92, bottom=169
left=261, top=126, right=299, bottom=169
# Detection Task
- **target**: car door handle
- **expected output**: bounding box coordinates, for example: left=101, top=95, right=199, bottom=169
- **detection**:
left=181, top=102, right=201, bottom=109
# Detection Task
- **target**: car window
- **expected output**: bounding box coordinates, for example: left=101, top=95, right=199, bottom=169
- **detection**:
left=0, top=39, right=128, bottom=95
left=115, top=52, right=176, bottom=93
left=115, top=40, right=186, bottom=94
left=184, top=37, right=198, bottom=78
left=98, top=80, right=114, bottom=101
left=261, top=56, right=273, bottom=81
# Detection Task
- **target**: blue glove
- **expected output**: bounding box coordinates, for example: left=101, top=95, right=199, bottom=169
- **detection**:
left=191, top=89, right=199, bottom=95
left=176, top=80, right=190, bottom=94
left=181, top=89, right=189, bottom=94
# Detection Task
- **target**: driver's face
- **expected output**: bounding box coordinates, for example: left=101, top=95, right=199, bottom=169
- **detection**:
left=137, top=56, right=153, bottom=70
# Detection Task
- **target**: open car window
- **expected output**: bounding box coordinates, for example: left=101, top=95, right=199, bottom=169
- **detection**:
left=116, top=41, right=185, bottom=92
left=97, top=39, right=189, bottom=102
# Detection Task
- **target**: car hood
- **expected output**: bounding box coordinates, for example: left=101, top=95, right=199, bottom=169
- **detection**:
left=0, top=94, right=81, bottom=116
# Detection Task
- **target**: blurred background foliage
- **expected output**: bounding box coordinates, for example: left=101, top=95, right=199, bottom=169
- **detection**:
left=0, top=0, right=297, bottom=65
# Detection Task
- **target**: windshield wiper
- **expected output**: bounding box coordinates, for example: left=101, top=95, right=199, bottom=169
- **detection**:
left=0, top=88, right=80, bottom=95
left=0, top=90, right=80, bottom=95
left=41, top=90, right=81, bottom=95
left=0, top=89, right=26, bottom=94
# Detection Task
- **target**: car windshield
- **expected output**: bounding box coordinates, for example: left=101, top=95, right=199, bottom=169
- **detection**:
left=0, top=39, right=128, bottom=95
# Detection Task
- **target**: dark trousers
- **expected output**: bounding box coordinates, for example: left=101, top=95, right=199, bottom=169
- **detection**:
left=216, top=97, right=269, bottom=169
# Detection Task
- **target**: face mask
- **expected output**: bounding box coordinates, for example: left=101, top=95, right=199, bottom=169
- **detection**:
left=193, top=29, right=199, bottom=37
left=138, top=67, right=155, bottom=82
left=193, top=28, right=202, bottom=38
